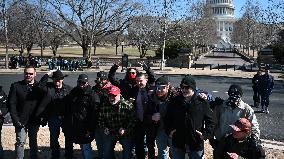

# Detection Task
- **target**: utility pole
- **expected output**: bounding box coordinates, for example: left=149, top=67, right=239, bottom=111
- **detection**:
left=160, top=0, right=167, bottom=70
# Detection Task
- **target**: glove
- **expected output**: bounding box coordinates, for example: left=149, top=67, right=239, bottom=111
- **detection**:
left=142, top=63, right=149, bottom=71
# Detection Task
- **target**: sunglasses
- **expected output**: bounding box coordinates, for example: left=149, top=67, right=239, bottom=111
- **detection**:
left=130, top=72, right=136, bottom=74
left=25, top=72, right=34, bottom=75
left=156, top=85, right=167, bottom=91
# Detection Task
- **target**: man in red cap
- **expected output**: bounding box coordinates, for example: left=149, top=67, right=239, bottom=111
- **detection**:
left=98, top=86, right=137, bottom=159
left=215, top=118, right=265, bottom=159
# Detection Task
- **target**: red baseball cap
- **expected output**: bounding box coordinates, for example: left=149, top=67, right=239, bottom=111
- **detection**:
left=108, top=86, right=120, bottom=95
left=230, top=118, right=252, bottom=133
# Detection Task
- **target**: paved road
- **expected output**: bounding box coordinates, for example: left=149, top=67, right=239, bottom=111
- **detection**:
left=1, top=73, right=284, bottom=142
left=196, top=51, right=251, bottom=66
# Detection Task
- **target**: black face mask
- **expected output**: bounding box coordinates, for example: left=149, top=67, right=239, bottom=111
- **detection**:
left=227, top=92, right=242, bottom=108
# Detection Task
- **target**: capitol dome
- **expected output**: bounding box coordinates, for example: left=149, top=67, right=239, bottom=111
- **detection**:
left=207, top=0, right=236, bottom=48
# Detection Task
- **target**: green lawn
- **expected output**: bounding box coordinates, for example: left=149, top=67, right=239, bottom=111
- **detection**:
left=0, top=46, right=156, bottom=58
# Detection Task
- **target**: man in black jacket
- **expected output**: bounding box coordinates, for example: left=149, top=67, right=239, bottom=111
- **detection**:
left=165, top=75, right=215, bottom=159
left=0, top=86, right=8, bottom=159
left=38, top=69, right=73, bottom=159
left=8, top=66, right=43, bottom=159
left=108, top=61, right=155, bottom=101
left=64, top=74, right=100, bottom=159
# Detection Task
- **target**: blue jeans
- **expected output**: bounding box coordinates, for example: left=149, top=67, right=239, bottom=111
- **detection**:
left=80, top=143, right=94, bottom=159
left=156, top=130, right=172, bottom=159
left=15, top=124, right=39, bottom=159
left=48, top=116, right=73, bottom=159
left=103, top=133, right=132, bottom=159
left=171, top=146, right=204, bottom=159
left=94, top=128, right=104, bottom=159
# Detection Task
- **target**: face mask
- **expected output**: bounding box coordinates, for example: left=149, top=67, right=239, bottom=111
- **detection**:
left=129, top=72, right=136, bottom=80
left=227, top=93, right=241, bottom=108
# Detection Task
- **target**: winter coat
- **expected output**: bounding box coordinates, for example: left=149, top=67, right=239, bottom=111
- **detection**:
left=214, top=99, right=260, bottom=141
left=36, top=74, right=72, bottom=118
left=165, top=93, right=215, bottom=150
left=259, top=74, right=274, bottom=95
left=8, top=80, right=44, bottom=127
left=64, top=85, right=100, bottom=144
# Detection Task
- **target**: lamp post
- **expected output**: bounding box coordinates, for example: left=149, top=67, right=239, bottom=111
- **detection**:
left=160, top=0, right=167, bottom=70
left=121, top=41, right=125, bottom=53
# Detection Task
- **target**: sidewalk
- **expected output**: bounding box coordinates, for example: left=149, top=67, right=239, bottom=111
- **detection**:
left=0, top=66, right=283, bottom=81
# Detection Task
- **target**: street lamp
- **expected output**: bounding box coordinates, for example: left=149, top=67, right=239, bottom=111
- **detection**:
left=160, top=0, right=167, bottom=70
left=121, top=41, right=125, bottom=53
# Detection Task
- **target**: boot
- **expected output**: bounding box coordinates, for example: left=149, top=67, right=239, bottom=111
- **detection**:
left=261, top=106, right=265, bottom=113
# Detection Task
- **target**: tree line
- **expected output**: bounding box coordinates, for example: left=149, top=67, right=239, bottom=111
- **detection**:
left=0, top=0, right=283, bottom=62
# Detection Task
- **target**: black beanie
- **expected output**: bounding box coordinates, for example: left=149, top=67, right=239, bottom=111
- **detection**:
left=228, top=84, right=243, bottom=96
left=155, top=76, right=169, bottom=85
left=181, top=75, right=196, bottom=89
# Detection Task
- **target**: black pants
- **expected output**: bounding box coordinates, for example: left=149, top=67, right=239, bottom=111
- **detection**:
left=133, top=122, right=157, bottom=159
left=253, top=88, right=260, bottom=107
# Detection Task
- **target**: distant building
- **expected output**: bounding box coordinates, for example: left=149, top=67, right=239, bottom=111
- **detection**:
left=207, top=0, right=236, bottom=49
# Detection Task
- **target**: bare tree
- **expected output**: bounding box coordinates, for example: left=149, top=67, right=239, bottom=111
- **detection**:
left=44, top=0, right=141, bottom=57
left=128, top=15, right=163, bottom=58
left=7, top=1, right=39, bottom=55
left=231, top=0, right=264, bottom=55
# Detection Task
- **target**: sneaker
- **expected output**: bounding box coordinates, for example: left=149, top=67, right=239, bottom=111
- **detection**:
left=261, top=109, right=265, bottom=113
left=265, top=108, right=269, bottom=114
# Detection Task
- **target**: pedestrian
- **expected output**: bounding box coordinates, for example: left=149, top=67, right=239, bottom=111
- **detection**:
left=92, top=71, right=112, bottom=159
left=215, top=118, right=265, bottom=159
left=259, top=66, right=274, bottom=114
left=252, top=70, right=262, bottom=108
left=144, top=76, right=177, bottom=159
left=98, top=86, right=137, bottom=159
left=64, top=74, right=100, bottom=159
left=0, top=86, right=8, bottom=159
left=165, top=75, right=215, bottom=159
left=133, top=70, right=156, bottom=159
left=8, top=66, right=43, bottom=159
left=37, top=69, right=73, bottom=159
left=213, top=84, right=260, bottom=159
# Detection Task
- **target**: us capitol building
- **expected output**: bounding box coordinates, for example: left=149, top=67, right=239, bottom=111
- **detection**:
left=207, top=0, right=236, bottom=48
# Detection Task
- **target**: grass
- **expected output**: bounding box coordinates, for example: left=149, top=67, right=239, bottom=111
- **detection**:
left=0, top=46, right=156, bottom=58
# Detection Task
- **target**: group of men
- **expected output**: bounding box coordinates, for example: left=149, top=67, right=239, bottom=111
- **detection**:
left=252, top=66, right=274, bottom=114
left=0, top=62, right=267, bottom=159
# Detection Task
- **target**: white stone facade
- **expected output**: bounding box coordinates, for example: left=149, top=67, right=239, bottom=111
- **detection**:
left=207, top=0, right=236, bottom=47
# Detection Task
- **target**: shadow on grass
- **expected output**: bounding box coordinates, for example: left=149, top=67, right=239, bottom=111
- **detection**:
left=3, top=147, right=125, bottom=159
